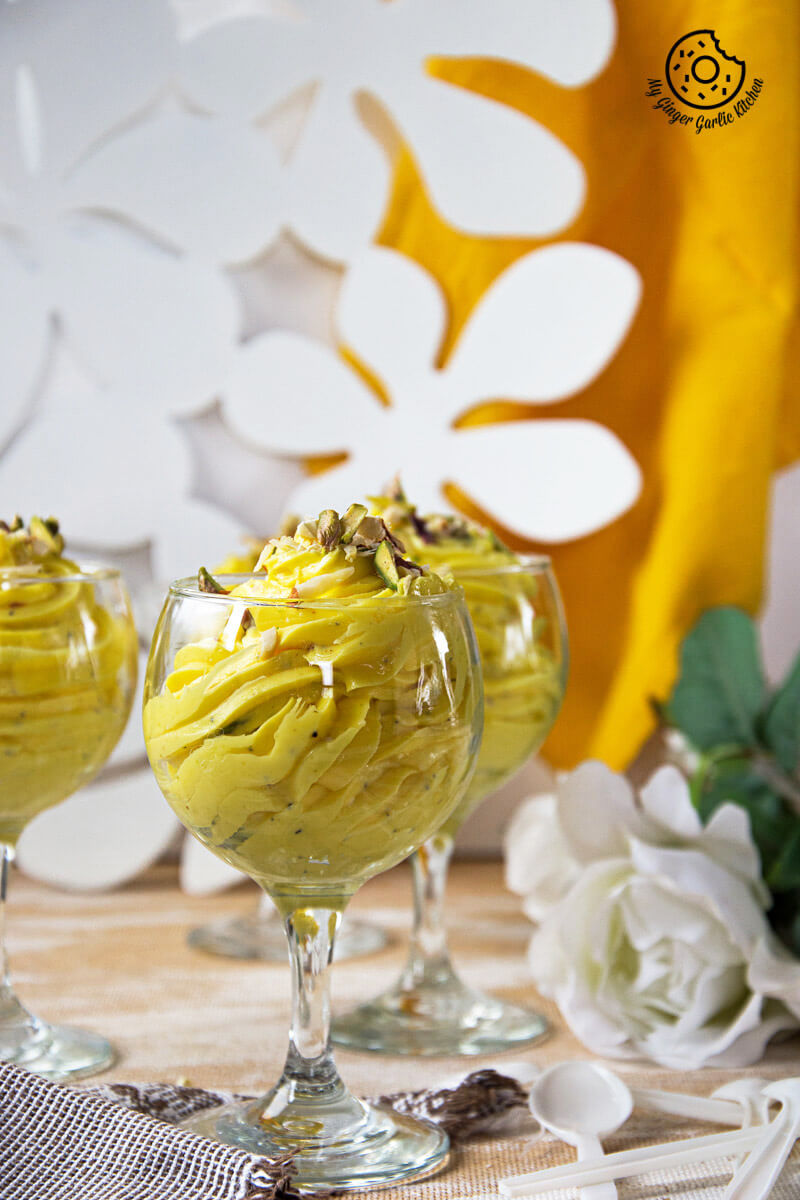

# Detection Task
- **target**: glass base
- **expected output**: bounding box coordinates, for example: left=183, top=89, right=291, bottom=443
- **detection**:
left=332, top=974, right=549, bottom=1057
left=0, top=1018, right=115, bottom=1081
left=187, top=911, right=387, bottom=962
left=183, top=1095, right=449, bottom=1191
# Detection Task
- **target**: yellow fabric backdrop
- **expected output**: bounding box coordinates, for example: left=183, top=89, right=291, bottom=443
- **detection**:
left=377, top=2, right=800, bottom=770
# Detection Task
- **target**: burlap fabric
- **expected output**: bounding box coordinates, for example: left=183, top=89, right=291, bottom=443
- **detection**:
left=0, top=1063, right=278, bottom=1200
left=0, top=1064, right=527, bottom=1198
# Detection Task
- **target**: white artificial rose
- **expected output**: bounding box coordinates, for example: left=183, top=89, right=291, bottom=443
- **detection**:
left=528, top=761, right=798, bottom=1069
left=504, top=792, right=580, bottom=922
left=749, top=937, right=800, bottom=1022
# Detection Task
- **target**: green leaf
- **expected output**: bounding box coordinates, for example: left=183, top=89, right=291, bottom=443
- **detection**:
left=763, top=651, right=800, bottom=773
left=665, top=608, right=765, bottom=750
left=767, top=825, right=800, bottom=892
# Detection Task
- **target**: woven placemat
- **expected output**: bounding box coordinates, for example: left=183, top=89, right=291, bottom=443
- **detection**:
left=0, top=1063, right=529, bottom=1199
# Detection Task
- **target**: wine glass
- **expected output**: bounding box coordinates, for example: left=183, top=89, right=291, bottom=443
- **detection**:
left=143, top=579, right=482, bottom=1190
left=333, top=559, right=567, bottom=1055
left=0, top=565, right=137, bottom=1079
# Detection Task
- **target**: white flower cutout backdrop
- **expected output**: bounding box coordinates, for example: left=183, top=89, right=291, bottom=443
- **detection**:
left=1, top=349, right=247, bottom=580
left=0, top=0, right=631, bottom=890
left=0, top=0, right=620, bottom=549
left=178, top=0, right=616, bottom=262
left=0, top=0, right=282, bottom=452
left=223, top=245, right=642, bottom=542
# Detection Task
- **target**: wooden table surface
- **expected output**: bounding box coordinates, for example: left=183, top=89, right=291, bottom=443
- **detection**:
left=8, top=860, right=800, bottom=1198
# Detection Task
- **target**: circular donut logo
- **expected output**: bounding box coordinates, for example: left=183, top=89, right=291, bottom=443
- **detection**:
left=666, top=30, right=745, bottom=109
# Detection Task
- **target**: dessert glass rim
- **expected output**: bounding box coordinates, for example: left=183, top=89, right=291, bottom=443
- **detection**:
left=167, top=573, right=467, bottom=609
left=0, top=563, right=123, bottom=586
left=441, top=554, right=552, bottom=577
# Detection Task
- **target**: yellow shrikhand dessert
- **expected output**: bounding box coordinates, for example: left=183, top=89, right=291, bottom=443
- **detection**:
left=0, top=517, right=137, bottom=844
left=144, top=508, right=479, bottom=909
left=370, top=487, right=564, bottom=834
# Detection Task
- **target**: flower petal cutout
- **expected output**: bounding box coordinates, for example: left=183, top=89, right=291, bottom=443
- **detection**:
left=417, top=0, right=616, bottom=87
left=224, top=331, right=379, bottom=457
left=284, top=84, right=391, bottom=263
left=446, top=419, right=642, bottom=542
left=0, top=377, right=244, bottom=573
left=179, top=14, right=315, bottom=121
left=0, top=236, right=52, bottom=450
left=0, top=0, right=174, bottom=184
left=446, top=244, right=642, bottom=407
left=385, top=73, right=584, bottom=238
left=48, top=219, right=239, bottom=413
left=337, top=248, right=448, bottom=386
left=66, top=107, right=284, bottom=267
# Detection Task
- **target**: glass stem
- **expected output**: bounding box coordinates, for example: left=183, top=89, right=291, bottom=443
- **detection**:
left=401, top=834, right=459, bottom=991
left=0, top=844, right=11, bottom=994
left=0, top=843, right=37, bottom=1039
left=256, top=900, right=365, bottom=1144
left=284, top=906, right=340, bottom=1090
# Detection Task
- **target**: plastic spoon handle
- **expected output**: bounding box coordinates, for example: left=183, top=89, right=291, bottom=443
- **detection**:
left=722, top=1108, right=800, bottom=1200
left=632, top=1088, right=743, bottom=1125
left=498, top=1125, right=763, bottom=1197
left=574, top=1133, right=617, bottom=1200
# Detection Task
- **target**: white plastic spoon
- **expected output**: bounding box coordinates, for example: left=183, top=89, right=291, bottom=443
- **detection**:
left=499, top=1125, right=765, bottom=1197
left=723, top=1078, right=800, bottom=1200
left=505, top=1061, right=756, bottom=1127
left=712, top=1078, right=773, bottom=1169
left=632, top=1086, right=743, bottom=1125
left=528, top=1062, right=633, bottom=1200
left=712, top=1079, right=772, bottom=1129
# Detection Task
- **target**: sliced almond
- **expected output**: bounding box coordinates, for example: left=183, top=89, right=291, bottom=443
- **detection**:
left=259, top=628, right=278, bottom=658
left=220, top=606, right=252, bottom=650
left=293, top=567, right=355, bottom=598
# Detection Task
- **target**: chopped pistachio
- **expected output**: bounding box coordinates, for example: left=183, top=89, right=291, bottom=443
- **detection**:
left=198, top=567, right=229, bottom=595
left=351, top=515, right=390, bottom=550
left=374, top=540, right=400, bottom=590
left=340, top=503, right=368, bottom=544
left=317, top=509, right=342, bottom=549
left=28, top=515, right=64, bottom=556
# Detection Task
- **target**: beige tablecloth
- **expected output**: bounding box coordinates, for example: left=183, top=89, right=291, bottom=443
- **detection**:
left=8, top=861, right=800, bottom=1198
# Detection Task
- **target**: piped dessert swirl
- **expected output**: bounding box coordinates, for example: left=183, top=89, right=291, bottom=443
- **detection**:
left=0, top=518, right=137, bottom=843
left=144, top=509, right=481, bottom=907
left=369, top=487, right=565, bottom=832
